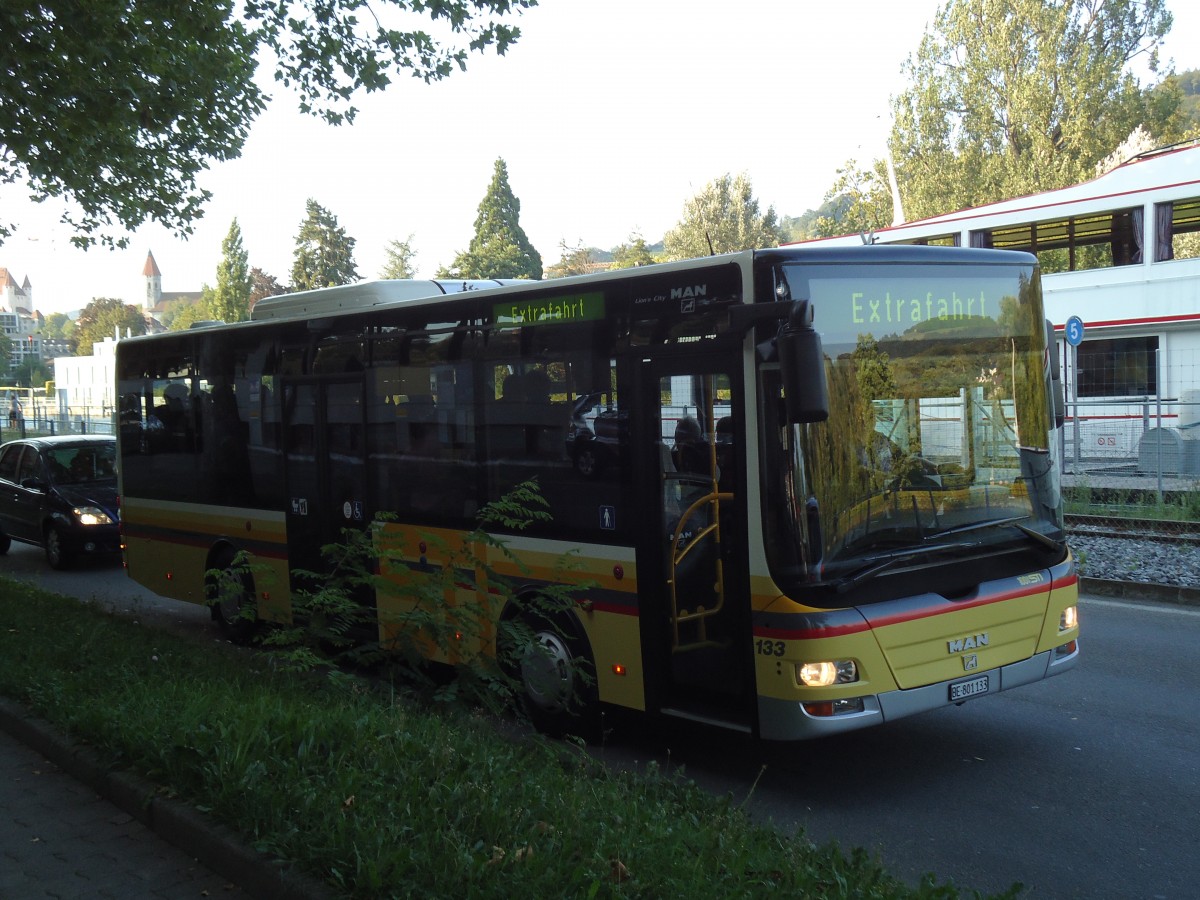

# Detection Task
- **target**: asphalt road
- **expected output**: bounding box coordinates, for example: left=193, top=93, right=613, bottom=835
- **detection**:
left=594, top=594, right=1200, bottom=900
left=4, top=542, right=1198, bottom=899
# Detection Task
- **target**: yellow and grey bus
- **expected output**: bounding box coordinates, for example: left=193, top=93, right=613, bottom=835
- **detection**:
left=116, top=245, right=1079, bottom=740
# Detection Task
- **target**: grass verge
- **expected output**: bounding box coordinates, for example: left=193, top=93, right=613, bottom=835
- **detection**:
left=0, top=577, right=1011, bottom=899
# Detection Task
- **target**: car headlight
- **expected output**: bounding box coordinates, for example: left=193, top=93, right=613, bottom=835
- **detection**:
left=74, top=506, right=113, bottom=526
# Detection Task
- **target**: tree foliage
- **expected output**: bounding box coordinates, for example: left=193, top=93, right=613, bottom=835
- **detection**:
left=440, top=159, right=542, bottom=280
left=250, top=267, right=287, bottom=309
left=662, top=173, right=784, bottom=261
left=11, top=358, right=51, bottom=390
left=165, top=289, right=215, bottom=332
left=609, top=232, right=658, bottom=270
left=380, top=235, right=418, bottom=280
left=810, top=160, right=896, bottom=239
left=545, top=240, right=596, bottom=279
left=73, top=298, right=146, bottom=354
left=40, top=312, right=74, bottom=343
left=211, top=219, right=252, bottom=323
left=889, top=0, right=1179, bottom=220
left=0, top=0, right=533, bottom=249
left=291, top=199, right=360, bottom=291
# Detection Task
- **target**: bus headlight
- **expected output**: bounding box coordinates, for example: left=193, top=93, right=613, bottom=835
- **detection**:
left=1059, top=605, right=1078, bottom=632
left=797, top=659, right=858, bottom=687
left=74, top=506, right=114, bottom=526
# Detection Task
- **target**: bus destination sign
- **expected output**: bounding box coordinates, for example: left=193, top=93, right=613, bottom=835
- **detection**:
left=493, top=291, right=605, bottom=328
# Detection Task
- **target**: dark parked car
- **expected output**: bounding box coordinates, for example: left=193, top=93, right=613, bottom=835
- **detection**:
left=0, top=435, right=120, bottom=569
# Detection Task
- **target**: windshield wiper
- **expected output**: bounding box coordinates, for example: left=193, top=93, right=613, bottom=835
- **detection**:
left=927, top=515, right=1062, bottom=551
left=832, top=553, right=919, bottom=593
left=830, top=542, right=966, bottom=593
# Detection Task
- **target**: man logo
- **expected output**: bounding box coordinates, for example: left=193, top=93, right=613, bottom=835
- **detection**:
left=948, top=632, right=989, bottom=653
left=963, top=654, right=980, bottom=671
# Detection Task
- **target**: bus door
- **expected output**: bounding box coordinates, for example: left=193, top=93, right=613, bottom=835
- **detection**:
left=282, top=376, right=371, bottom=601
left=634, top=358, right=754, bottom=732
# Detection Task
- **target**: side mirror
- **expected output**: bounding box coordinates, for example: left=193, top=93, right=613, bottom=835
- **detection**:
left=1045, top=319, right=1065, bottom=429
left=777, top=301, right=830, bottom=424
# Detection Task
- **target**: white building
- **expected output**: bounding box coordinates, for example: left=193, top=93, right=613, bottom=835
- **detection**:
left=53, top=334, right=119, bottom=429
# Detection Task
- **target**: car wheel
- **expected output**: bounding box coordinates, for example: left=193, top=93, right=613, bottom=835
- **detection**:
left=0, top=532, right=10, bottom=555
left=45, top=526, right=71, bottom=570
left=206, top=550, right=258, bottom=643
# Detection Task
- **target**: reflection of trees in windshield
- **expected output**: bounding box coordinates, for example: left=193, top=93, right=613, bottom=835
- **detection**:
left=801, top=284, right=1054, bottom=564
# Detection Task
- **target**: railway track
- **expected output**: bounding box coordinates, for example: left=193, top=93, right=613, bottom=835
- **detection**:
left=1065, top=514, right=1200, bottom=605
left=1065, top=513, right=1200, bottom=544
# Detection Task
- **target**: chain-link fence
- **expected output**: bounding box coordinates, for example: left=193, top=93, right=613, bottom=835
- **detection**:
left=1063, top=389, right=1200, bottom=521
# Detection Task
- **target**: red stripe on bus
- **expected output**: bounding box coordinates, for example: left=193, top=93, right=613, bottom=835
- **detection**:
left=754, top=573, right=1076, bottom=642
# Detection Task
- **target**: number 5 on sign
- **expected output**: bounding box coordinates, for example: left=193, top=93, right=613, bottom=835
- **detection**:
left=1065, top=315, right=1085, bottom=346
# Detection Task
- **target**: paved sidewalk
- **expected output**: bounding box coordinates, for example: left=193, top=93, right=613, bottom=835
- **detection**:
left=0, top=700, right=330, bottom=900
left=0, top=728, right=243, bottom=899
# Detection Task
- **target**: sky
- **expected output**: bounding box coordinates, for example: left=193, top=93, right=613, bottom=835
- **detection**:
left=4, top=0, right=1200, bottom=316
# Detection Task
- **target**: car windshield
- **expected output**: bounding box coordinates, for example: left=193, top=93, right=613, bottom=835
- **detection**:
left=50, top=445, right=117, bottom=484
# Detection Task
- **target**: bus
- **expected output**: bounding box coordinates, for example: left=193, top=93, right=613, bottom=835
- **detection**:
left=798, top=140, right=1200, bottom=477
left=115, top=245, right=1080, bottom=740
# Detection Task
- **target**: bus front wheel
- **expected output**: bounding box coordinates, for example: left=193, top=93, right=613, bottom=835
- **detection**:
left=504, top=606, right=599, bottom=740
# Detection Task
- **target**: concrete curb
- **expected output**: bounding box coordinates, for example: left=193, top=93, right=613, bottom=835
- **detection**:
left=0, top=697, right=335, bottom=900
left=1080, top=576, right=1200, bottom=607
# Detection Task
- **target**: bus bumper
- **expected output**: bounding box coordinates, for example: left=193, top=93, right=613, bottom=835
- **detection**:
left=758, top=641, right=1081, bottom=741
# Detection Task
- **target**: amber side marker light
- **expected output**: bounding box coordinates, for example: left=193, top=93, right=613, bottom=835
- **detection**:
left=611, top=663, right=627, bottom=677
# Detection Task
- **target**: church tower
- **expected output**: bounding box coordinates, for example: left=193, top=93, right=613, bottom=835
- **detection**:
left=143, top=250, right=162, bottom=311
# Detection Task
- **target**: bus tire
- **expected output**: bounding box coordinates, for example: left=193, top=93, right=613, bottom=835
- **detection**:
left=504, top=603, right=599, bottom=740
left=206, top=549, right=257, bottom=644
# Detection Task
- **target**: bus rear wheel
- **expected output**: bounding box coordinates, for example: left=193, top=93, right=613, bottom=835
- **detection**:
left=206, top=550, right=257, bottom=643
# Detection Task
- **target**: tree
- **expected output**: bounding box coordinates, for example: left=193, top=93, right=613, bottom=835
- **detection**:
left=291, top=199, right=360, bottom=291
left=887, top=0, right=1179, bottom=221
left=661, top=173, right=784, bottom=261
left=211, top=219, right=253, bottom=323
left=166, top=289, right=215, bottom=332
left=545, top=240, right=597, bottom=279
left=41, top=312, right=74, bottom=343
left=380, top=236, right=418, bottom=280
left=440, top=159, right=542, bottom=280
left=249, top=267, right=287, bottom=310
left=811, top=160, right=895, bottom=239
left=12, top=358, right=52, bottom=391
left=609, top=232, right=658, bottom=269
left=73, top=298, right=146, bottom=353
left=0, top=1, right=533, bottom=249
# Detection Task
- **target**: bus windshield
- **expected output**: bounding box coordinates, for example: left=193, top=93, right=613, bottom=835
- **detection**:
left=771, top=259, right=1063, bottom=588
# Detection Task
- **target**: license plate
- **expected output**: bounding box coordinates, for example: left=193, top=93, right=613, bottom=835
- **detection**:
left=950, top=675, right=989, bottom=702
